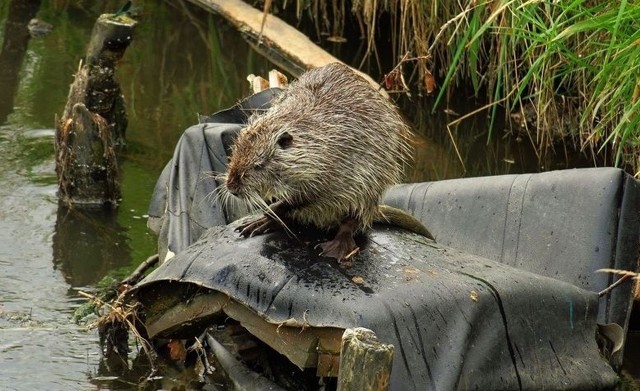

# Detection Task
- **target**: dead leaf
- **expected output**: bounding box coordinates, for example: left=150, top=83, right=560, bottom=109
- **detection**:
left=383, top=68, right=403, bottom=91
left=470, top=290, right=479, bottom=302
left=167, top=339, right=187, bottom=361
left=424, top=71, right=436, bottom=94
left=444, top=109, right=459, bottom=116
left=326, top=36, right=347, bottom=43
left=633, top=80, right=640, bottom=104
left=352, top=276, right=365, bottom=285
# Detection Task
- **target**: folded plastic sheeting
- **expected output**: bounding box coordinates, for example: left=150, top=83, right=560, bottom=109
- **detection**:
left=383, top=168, right=640, bottom=330
left=135, top=222, right=618, bottom=390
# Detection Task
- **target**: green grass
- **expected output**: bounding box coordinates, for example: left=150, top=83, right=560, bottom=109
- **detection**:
left=423, top=0, right=640, bottom=173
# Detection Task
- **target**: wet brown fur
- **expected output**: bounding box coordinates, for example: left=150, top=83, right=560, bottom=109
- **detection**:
left=220, top=63, right=413, bottom=245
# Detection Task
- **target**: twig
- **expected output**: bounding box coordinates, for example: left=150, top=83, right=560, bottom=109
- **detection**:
left=445, top=123, right=466, bottom=174
left=258, top=0, right=272, bottom=43
left=388, top=52, right=431, bottom=75
left=380, top=52, right=431, bottom=94
left=598, top=274, right=637, bottom=297
left=121, top=253, right=160, bottom=286
left=195, top=330, right=215, bottom=375
left=447, top=95, right=510, bottom=128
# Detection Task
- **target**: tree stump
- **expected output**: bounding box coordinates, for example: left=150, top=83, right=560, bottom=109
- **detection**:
left=55, top=13, right=136, bottom=206
left=338, top=328, right=394, bottom=391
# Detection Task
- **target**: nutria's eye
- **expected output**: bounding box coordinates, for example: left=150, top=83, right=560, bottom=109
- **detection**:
left=277, top=132, right=293, bottom=149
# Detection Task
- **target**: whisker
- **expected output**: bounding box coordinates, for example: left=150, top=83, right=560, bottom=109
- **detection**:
left=251, top=193, right=298, bottom=240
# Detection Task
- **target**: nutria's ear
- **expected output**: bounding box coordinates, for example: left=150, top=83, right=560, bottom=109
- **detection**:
left=277, top=132, right=293, bottom=149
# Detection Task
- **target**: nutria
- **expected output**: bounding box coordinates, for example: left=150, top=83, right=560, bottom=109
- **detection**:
left=219, top=62, right=432, bottom=262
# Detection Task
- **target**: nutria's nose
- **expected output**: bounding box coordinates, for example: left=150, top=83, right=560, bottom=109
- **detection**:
left=225, top=173, right=241, bottom=196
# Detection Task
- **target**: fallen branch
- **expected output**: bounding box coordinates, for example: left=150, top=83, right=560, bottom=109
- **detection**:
left=185, top=0, right=383, bottom=93
left=121, top=253, right=160, bottom=287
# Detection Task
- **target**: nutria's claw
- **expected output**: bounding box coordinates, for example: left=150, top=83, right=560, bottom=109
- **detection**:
left=237, top=215, right=279, bottom=238
left=316, top=238, right=359, bottom=263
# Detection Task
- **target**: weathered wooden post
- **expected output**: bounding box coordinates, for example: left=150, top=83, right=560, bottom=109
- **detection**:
left=55, top=12, right=137, bottom=206
left=338, top=327, right=394, bottom=391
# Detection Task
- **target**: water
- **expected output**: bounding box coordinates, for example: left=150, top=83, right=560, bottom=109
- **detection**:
left=0, top=0, right=595, bottom=389
left=0, top=1, right=273, bottom=389
left=0, top=124, right=116, bottom=390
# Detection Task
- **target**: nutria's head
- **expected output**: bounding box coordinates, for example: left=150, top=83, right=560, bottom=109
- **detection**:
left=222, top=115, right=300, bottom=209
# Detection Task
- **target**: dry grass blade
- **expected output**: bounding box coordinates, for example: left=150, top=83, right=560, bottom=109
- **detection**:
left=597, top=268, right=640, bottom=278
left=259, top=0, right=273, bottom=42
left=596, top=268, right=639, bottom=298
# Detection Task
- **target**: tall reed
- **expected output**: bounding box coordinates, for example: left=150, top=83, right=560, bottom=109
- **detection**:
left=437, top=0, right=640, bottom=172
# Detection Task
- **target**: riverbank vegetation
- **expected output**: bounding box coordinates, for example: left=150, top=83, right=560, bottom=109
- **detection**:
left=270, top=0, right=640, bottom=174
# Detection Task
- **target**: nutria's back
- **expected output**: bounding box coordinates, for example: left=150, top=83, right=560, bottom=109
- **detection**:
left=224, top=62, right=413, bottom=233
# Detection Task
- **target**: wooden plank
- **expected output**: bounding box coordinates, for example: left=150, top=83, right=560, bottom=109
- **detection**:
left=223, top=302, right=343, bottom=374
left=145, top=291, right=228, bottom=338
left=143, top=286, right=343, bottom=376
left=317, top=352, right=341, bottom=377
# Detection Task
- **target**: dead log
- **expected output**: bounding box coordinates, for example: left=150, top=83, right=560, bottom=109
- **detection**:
left=186, top=0, right=384, bottom=94
left=338, top=328, right=394, bottom=391
left=55, top=13, right=136, bottom=206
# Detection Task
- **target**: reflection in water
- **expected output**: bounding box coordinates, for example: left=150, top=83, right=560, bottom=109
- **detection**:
left=52, top=205, right=132, bottom=287
left=0, top=128, right=103, bottom=390
left=399, top=92, right=598, bottom=182
left=0, top=0, right=42, bottom=124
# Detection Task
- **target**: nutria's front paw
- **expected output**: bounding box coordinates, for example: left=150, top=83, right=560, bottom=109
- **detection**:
left=236, top=215, right=279, bottom=237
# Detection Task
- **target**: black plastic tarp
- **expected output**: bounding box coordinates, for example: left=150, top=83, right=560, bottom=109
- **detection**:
left=383, top=168, right=640, bottom=329
left=136, top=221, right=618, bottom=390
left=141, top=90, right=634, bottom=390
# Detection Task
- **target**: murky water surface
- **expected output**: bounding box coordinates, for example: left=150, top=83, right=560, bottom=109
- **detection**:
left=0, top=1, right=594, bottom=389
